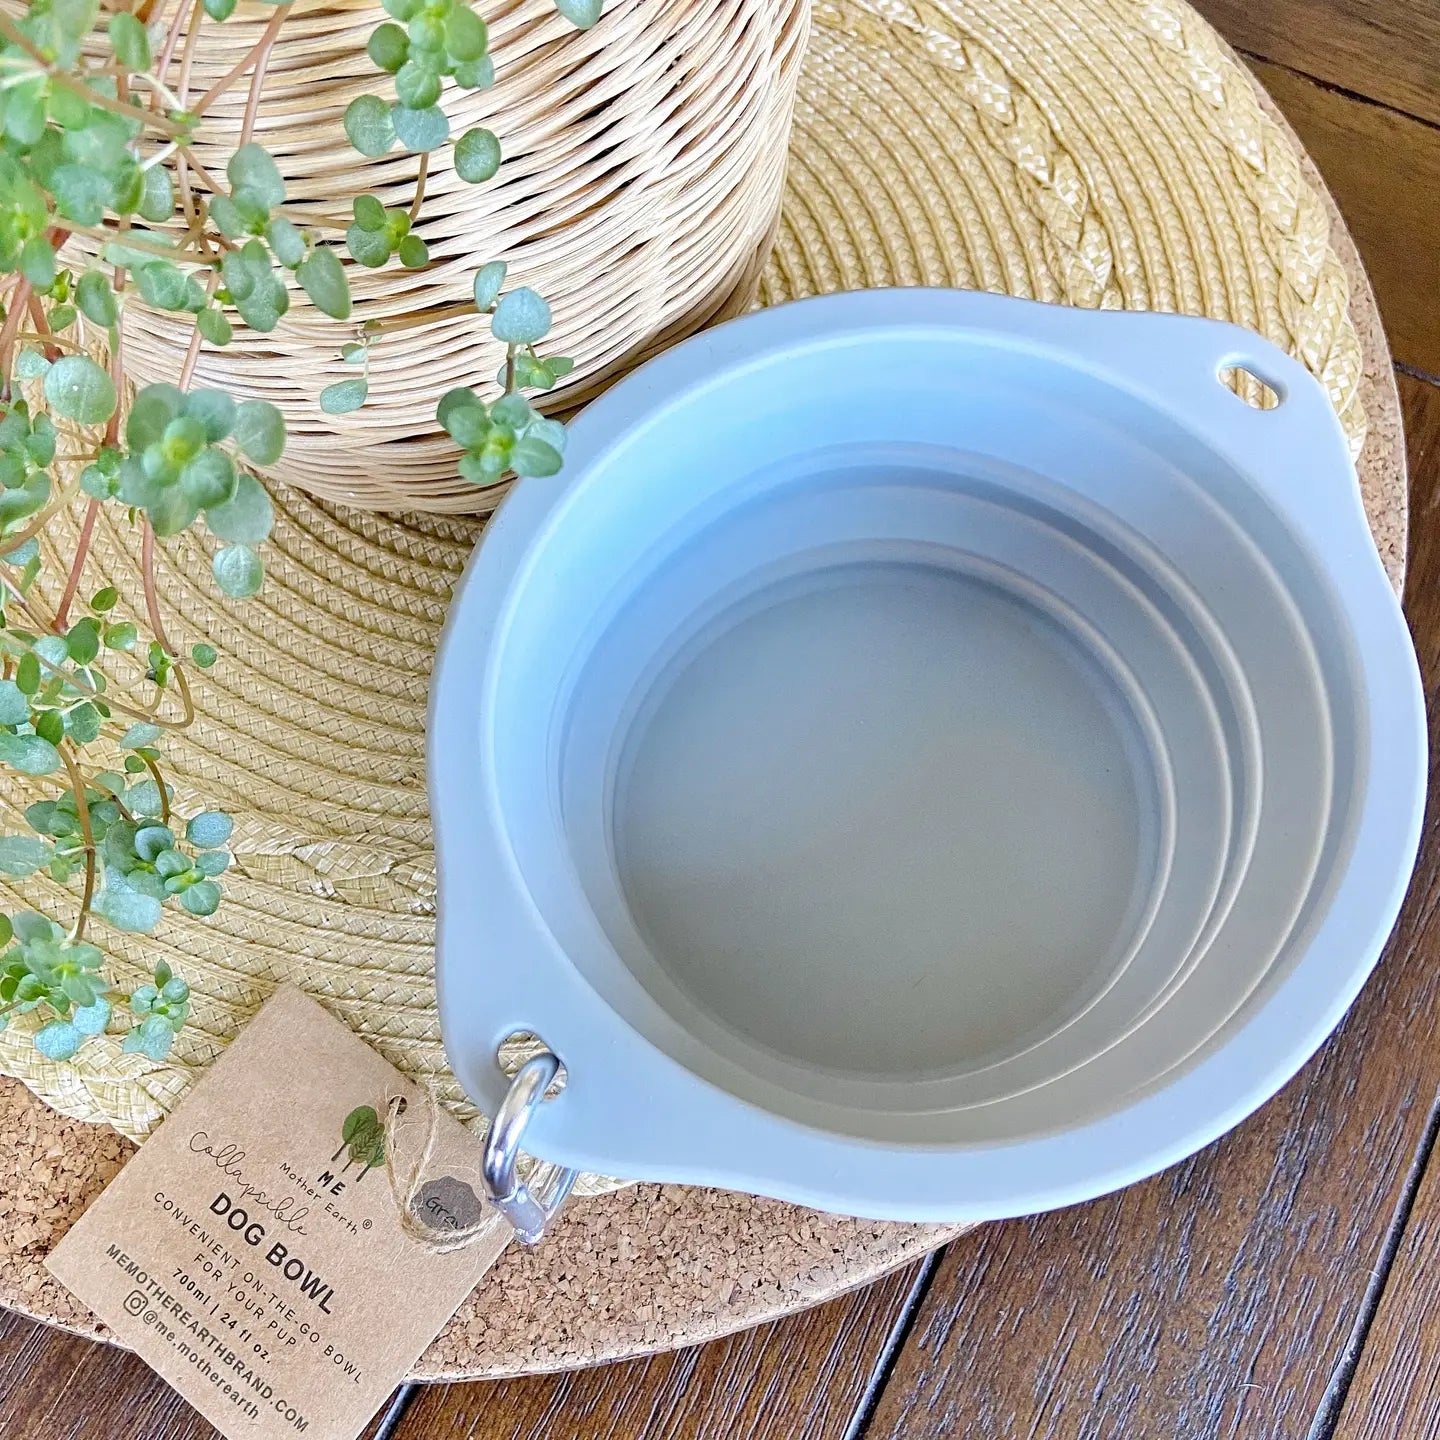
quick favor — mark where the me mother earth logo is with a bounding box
[45,986,509,1440]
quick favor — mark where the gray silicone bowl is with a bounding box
[430,289,1425,1223]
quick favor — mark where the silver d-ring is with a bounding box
[481,1052,578,1245]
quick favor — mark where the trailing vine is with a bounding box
[0,0,593,1061]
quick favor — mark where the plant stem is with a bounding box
[24,293,61,362]
[126,70,187,114]
[141,753,170,824]
[64,224,205,264]
[57,745,97,943]
[155,0,193,85]
[140,527,203,739]
[176,0,204,108]
[504,344,518,392]
[0,17,186,137]
[0,278,33,378]
[55,501,100,632]
[240,4,291,145]
[192,3,292,118]
[178,272,221,387]
[409,152,429,225]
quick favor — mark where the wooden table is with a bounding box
[6,2,1440,1435]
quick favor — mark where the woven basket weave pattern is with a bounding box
[85,0,812,512]
[0,0,1393,1204]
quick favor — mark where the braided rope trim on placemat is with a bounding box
[0,0,1380,1183]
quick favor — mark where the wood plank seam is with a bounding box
[371,1384,421,1440]
[1306,1076,1440,1440]
[1234,48,1440,135]
[1396,360,1440,390]
[845,1251,947,1440]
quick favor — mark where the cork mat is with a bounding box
[0,0,1408,1380]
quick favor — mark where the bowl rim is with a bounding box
[430,289,1426,1222]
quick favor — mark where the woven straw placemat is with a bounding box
[0,0,1407,1378]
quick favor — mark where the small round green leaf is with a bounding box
[76,271,118,328]
[320,377,368,415]
[353,195,387,232]
[345,223,392,268]
[206,472,274,543]
[471,260,506,310]
[0,835,51,876]
[368,20,409,70]
[44,356,117,426]
[554,0,603,25]
[442,403,489,448]
[186,811,234,848]
[203,0,237,19]
[128,385,186,450]
[453,56,494,89]
[136,262,191,312]
[180,879,222,916]
[20,236,56,291]
[191,643,218,668]
[208,193,246,239]
[397,234,428,269]
[232,400,285,466]
[34,1020,81,1062]
[227,142,285,210]
[14,654,39,697]
[98,880,164,934]
[65,618,101,666]
[296,247,351,319]
[233,275,289,334]
[65,700,102,742]
[509,431,559,478]
[0,732,61,775]
[444,4,487,60]
[408,12,443,50]
[266,216,306,269]
[213,545,264,598]
[392,103,448,153]
[183,388,236,443]
[180,448,236,507]
[71,998,111,1036]
[395,60,441,109]
[138,164,174,224]
[0,680,27,726]
[490,287,552,344]
[344,95,396,158]
[197,307,233,347]
[109,11,150,69]
[455,127,500,183]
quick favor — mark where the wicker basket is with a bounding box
[109,0,812,512]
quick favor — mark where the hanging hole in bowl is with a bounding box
[496,1030,568,1098]
[1218,363,1284,410]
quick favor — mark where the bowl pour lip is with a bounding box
[430,288,1426,1223]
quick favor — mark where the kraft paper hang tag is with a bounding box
[47,986,512,1440]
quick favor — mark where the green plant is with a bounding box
[0,0,594,1062]
[333,1102,385,1180]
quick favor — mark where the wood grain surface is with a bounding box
[1327,388,1440,1440]
[1246,61,1440,378]
[1195,0,1440,127]
[858,374,1440,1440]
[392,1261,931,1440]
[7,7,1440,1439]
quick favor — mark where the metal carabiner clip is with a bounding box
[481,1052,578,1245]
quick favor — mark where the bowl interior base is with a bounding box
[612,560,1154,1081]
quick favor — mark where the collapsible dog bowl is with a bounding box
[430,289,1424,1223]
